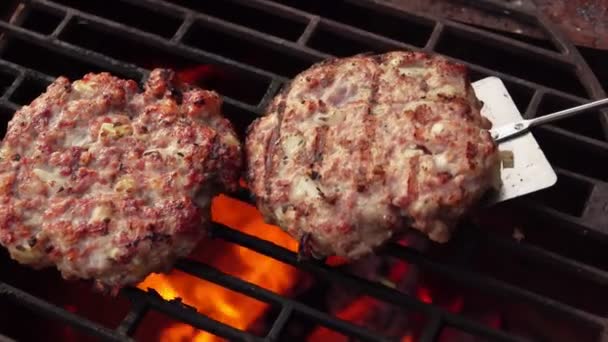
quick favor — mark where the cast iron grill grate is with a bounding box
[0,0,607,341]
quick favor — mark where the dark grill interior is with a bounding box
[0,0,607,341]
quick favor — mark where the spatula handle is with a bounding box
[528,98,608,128]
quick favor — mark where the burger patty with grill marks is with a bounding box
[0,69,241,292]
[246,51,500,259]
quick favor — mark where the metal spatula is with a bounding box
[469,77,607,205]
[490,98,608,143]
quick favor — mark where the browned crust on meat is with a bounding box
[0,69,242,291]
[246,51,499,258]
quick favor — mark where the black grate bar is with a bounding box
[123,287,263,342]
[573,60,608,100]
[359,0,604,99]
[0,73,21,102]
[0,60,64,110]
[352,0,572,67]
[316,18,419,52]
[535,87,592,109]
[83,0,323,73]
[0,60,20,79]
[308,15,579,104]
[14,0,603,120]
[134,0,313,25]
[49,10,70,38]
[23,0,604,106]
[30,0,597,105]
[115,300,148,337]
[131,0,308,42]
[541,125,608,155]
[265,304,292,341]
[211,224,528,342]
[384,244,605,328]
[516,198,608,241]
[257,79,283,113]
[524,89,545,119]
[0,281,131,342]
[120,0,185,20]
[223,96,261,117]
[27,0,289,83]
[439,20,570,64]
[149,0,325,60]
[424,22,444,52]
[0,99,19,112]
[228,0,314,23]
[450,56,571,100]
[519,166,602,223]
[225,0,312,23]
[556,167,606,190]
[175,259,389,342]
[419,315,442,342]
[170,13,193,43]
[212,226,434,314]
[0,57,54,85]
[345,0,436,27]
[297,15,319,46]
[0,20,145,80]
[0,37,261,118]
[304,12,575,102]
[483,229,608,286]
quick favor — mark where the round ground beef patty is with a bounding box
[246,51,499,259]
[0,69,241,291]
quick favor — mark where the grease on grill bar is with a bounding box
[0,0,607,341]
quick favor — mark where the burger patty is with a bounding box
[0,69,241,291]
[246,51,499,259]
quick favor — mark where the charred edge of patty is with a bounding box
[149,68,242,192]
[244,117,262,187]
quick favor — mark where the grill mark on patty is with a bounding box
[466,141,478,169]
[406,155,421,205]
[263,93,287,208]
[263,122,280,207]
[247,51,499,257]
[310,125,330,203]
[311,125,328,171]
[358,60,381,193]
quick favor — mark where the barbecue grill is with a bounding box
[0,0,607,341]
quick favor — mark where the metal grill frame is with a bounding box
[0,0,607,341]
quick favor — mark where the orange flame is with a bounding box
[138,195,299,341]
[308,258,417,341]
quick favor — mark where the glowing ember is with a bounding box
[138,195,299,341]
[134,66,300,341]
[325,256,350,267]
[307,296,381,342]
[417,287,433,304]
[401,334,415,342]
[176,65,223,85]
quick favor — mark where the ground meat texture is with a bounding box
[246,51,499,259]
[0,69,241,291]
